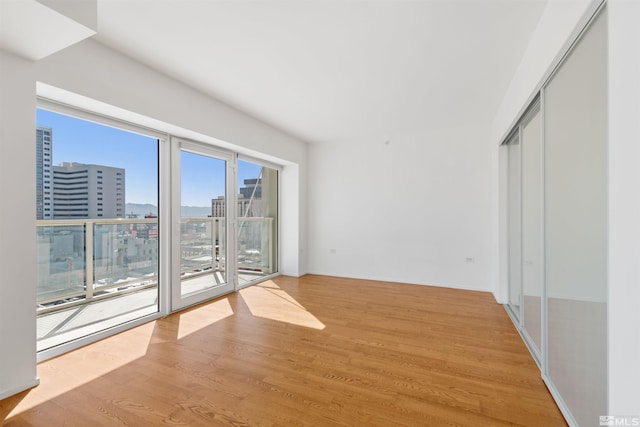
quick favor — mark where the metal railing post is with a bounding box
[85,221,94,300]
[268,218,273,274]
[218,217,225,271]
[210,216,216,273]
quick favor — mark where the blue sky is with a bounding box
[37,108,262,206]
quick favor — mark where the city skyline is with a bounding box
[36,126,53,220]
[37,108,265,207]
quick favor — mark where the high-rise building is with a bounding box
[239,178,262,199]
[53,162,125,219]
[211,178,264,218]
[36,126,53,220]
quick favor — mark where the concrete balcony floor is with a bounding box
[37,272,265,352]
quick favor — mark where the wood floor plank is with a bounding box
[2,275,566,426]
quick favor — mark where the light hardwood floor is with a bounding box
[1,275,566,426]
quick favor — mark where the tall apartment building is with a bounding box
[53,162,125,219]
[36,126,53,220]
[211,178,264,218]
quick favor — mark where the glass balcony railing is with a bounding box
[37,217,274,315]
[238,217,274,275]
[37,218,159,314]
[180,216,274,278]
[180,217,226,281]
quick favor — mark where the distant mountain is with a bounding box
[125,203,157,218]
[125,203,211,218]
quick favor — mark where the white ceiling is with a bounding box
[94,0,547,145]
[0,0,95,60]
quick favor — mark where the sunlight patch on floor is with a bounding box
[177,297,234,339]
[11,298,235,418]
[9,282,318,420]
[8,321,157,418]
[240,280,325,330]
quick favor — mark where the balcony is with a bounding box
[37,216,275,351]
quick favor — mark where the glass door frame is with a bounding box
[236,154,282,290]
[505,130,523,324]
[518,100,543,364]
[170,137,237,311]
[35,98,169,362]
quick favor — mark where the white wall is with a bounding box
[307,125,492,291]
[36,39,308,277]
[0,50,39,399]
[607,0,640,417]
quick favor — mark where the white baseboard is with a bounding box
[0,377,40,400]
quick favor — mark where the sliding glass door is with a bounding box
[544,8,607,425]
[521,104,542,357]
[171,144,281,307]
[34,107,282,358]
[504,102,543,361]
[35,107,160,353]
[506,132,521,321]
[237,159,279,288]
[172,140,234,310]
[502,6,607,425]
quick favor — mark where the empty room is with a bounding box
[0,0,638,426]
